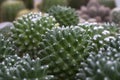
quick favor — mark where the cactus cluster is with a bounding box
[77,0,111,22]
[76,50,120,80]
[40,0,67,12]
[11,12,58,57]
[0,54,54,80]
[48,6,79,26]
[0,0,25,22]
[111,8,120,25]
[38,23,118,79]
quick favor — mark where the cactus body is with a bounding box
[48,6,79,26]
[76,51,120,80]
[11,12,57,57]
[38,23,118,79]
[40,0,67,12]
[1,0,25,22]
[0,54,54,80]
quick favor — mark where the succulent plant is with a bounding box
[0,54,54,80]
[38,23,118,79]
[0,34,14,61]
[76,50,120,80]
[111,8,120,25]
[11,12,58,57]
[0,0,25,22]
[78,0,111,22]
[40,0,67,12]
[22,0,34,9]
[48,6,79,26]
[67,0,89,9]
[98,0,116,9]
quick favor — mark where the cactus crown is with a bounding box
[11,12,58,56]
[0,54,54,80]
[48,5,79,26]
[38,23,118,79]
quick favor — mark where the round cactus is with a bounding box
[0,0,26,22]
[48,6,79,26]
[11,12,58,57]
[40,0,67,12]
[38,23,118,79]
[76,50,120,80]
[0,34,14,61]
[0,54,54,80]
[111,8,120,25]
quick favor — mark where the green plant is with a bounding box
[98,0,116,9]
[0,54,54,80]
[76,50,120,80]
[0,34,14,61]
[40,0,67,12]
[38,23,118,79]
[48,5,79,26]
[11,12,58,57]
[111,8,120,25]
[22,0,34,9]
[0,0,25,22]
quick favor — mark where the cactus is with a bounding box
[40,0,67,12]
[0,34,14,61]
[38,23,118,79]
[0,54,54,80]
[98,0,116,9]
[11,12,58,57]
[76,50,120,80]
[48,6,79,26]
[79,0,111,22]
[22,0,34,9]
[111,8,120,25]
[0,0,25,22]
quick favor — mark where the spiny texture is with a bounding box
[111,8,120,25]
[11,12,57,57]
[0,54,54,80]
[76,50,120,80]
[40,0,67,12]
[0,34,14,61]
[38,23,117,80]
[48,6,79,26]
[0,0,25,22]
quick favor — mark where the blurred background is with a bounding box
[0,0,120,25]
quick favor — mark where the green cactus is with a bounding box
[0,34,14,61]
[0,0,25,22]
[0,54,54,80]
[76,50,120,80]
[98,0,115,9]
[11,12,58,57]
[48,6,79,26]
[22,0,34,9]
[40,0,67,12]
[111,8,120,25]
[38,23,118,79]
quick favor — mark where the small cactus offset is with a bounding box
[11,12,58,57]
[0,0,25,22]
[0,34,14,61]
[111,8,120,25]
[0,54,54,80]
[76,51,120,80]
[40,0,67,12]
[38,23,118,79]
[48,6,79,26]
